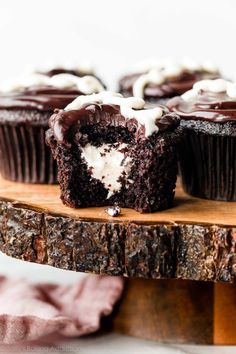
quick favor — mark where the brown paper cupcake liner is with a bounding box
[179,131,236,201]
[0,124,57,184]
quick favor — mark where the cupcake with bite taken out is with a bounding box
[0,72,105,183]
[167,79,236,201]
[119,58,221,105]
[46,91,181,213]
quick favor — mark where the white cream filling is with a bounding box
[65,91,163,137]
[81,143,132,198]
[182,79,236,101]
[0,73,104,94]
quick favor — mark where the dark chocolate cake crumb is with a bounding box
[106,205,121,217]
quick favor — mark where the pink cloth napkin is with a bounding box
[0,274,124,344]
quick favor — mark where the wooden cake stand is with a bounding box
[0,177,235,344]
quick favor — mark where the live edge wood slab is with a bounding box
[0,176,236,344]
[0,177,235,282]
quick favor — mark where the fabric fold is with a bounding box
[0,274,124,344]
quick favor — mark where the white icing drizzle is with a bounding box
[0,74,50,93]
[182,58,218,73]
[182,79,236,101]
[132,58,219,98]
[24,61,94,75]
[133,70,165,98]
[81,143,132,198]
[65,91,163,137]
[132,58,218,75]
[0,73,104,94]
[226,83,236,98]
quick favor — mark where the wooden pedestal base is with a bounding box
[112,278,236,344]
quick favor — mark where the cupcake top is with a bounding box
[34,61,94,77]
[0,73,105,111]
[167,79,236,123]
[119,58,220,101]
[49,91,179,143]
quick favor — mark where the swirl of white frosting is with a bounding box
[133,58,218,75]
[133,69,165,98]
[181,79,236,101]
[24,61,94,75]
[0,73,104,94]
[65,91,163,137]
[132,58,219,98]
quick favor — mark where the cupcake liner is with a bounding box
[179,130,236,201]
[0,124,57,184]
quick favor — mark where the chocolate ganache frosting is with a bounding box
[0,73,105,111]
[167,79,236,123]
[0,88,80,111]
[48,92,179,144]
[119,59,220,100]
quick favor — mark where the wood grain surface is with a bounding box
[0,177,235,226]
[112,278,236,344]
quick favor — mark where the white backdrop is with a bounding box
[0,2,236,352]
[0,0,235,87]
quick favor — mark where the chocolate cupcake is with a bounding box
[119,59,220,105]
[46,92,180,213]
[167,79,236,201]
[0,73,105,183]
